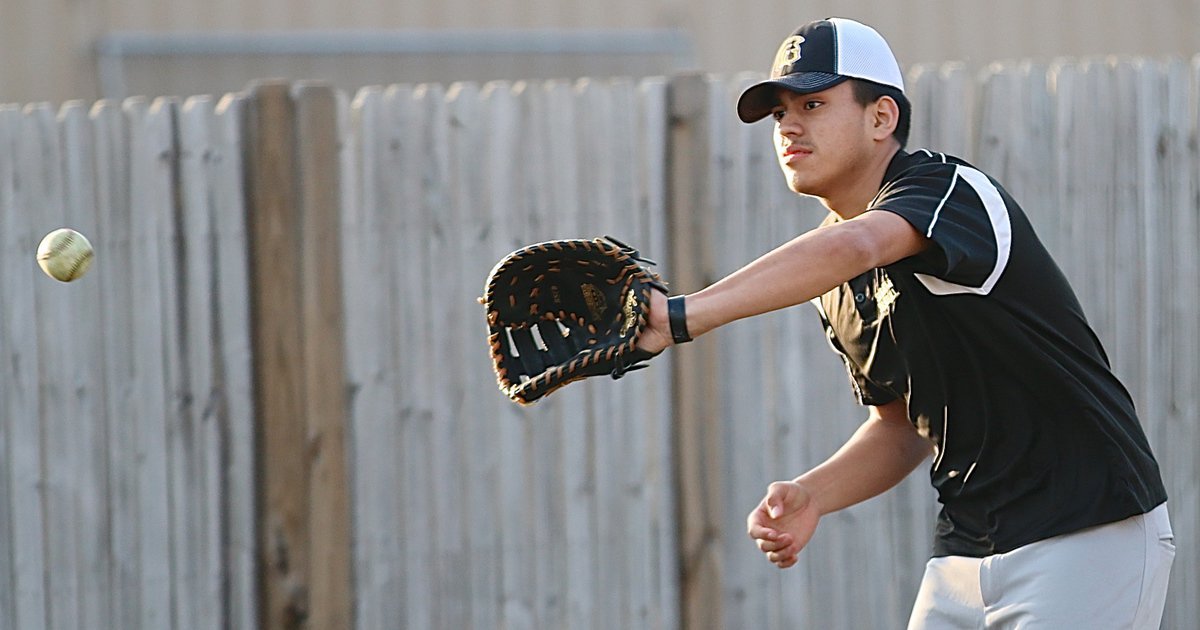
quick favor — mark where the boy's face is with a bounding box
[770,81,878,200]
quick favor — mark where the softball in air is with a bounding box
[36,228,95,282]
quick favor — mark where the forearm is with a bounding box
[796,413,932,516]
[684,217,888,338]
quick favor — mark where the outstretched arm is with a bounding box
[746,398,933,568]
[637,209,926,352]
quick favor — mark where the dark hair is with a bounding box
[850,79,911,148]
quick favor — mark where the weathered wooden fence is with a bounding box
[1,94,259,630]
[341,78,677,630]
[0,57,1197,630]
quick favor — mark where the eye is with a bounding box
[804,100,823,110]
[770,109,785,122]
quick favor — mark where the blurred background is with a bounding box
[4,0,1200,104]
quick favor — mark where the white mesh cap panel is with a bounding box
[830,17,905,92]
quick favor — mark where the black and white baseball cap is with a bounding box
[737,18,905,123]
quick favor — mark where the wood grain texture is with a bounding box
[244,80,354,630]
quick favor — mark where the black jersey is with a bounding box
[815,149,1167,558]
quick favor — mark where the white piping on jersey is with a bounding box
[914,165,1012,296]
[915,148,946,163]
[932,406,948,471]
[914,149,955,238]
[961,461,978,485]
[926,168,959,238]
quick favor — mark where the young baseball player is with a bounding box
[637,17,1173,629]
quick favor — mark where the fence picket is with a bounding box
[573,77,626,629]
[291,82,354,630]
[479,80,539,630]
[0,103,48,630]
[59,99,112,630]
[127,96,177,630]
[522,79,578,629]
[536,78,599,630]
[1158,57,1200,630]
[163,94,204,630]
[511,79,561,629]
[208,91,259,630]
[22,102,84,630]
[401,82,444,630]
[178,95,229,630]
[344,84,404,629]
[444,81,505,630]
[90,98,139,630]
[611,76,659,629]
[637,75,679,630]
[0,104,16,630]
[717,72,772,630]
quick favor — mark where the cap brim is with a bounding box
[736,73,848,123]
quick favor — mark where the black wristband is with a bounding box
[667,295,692,344]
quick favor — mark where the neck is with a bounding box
[822,143,901,219]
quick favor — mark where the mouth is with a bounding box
[780,145,812,164]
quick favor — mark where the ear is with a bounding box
[869,96,900,142]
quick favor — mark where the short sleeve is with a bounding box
[872,162,1012,294]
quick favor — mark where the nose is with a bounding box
[776,111,802,138]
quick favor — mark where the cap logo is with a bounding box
[773,35,805,76]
